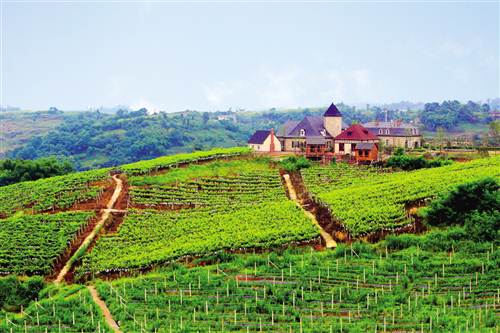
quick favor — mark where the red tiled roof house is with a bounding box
[334,124,379,162]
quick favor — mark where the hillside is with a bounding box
[0,148,498,332]
[4,101,496,170]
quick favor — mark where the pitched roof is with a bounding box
[278,120,300,137]
[335,124,379,141]
[324,103,342,117]
[248,130,271,144]
[363,121,420,136]
[306,136,327,145]
[355,142,375,150]
[289,116,330,137]
[363,121,417,129]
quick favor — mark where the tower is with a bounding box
[323,103,342,137]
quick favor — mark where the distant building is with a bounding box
[247,128,281,152]
[363,120,422,149]
[276,103,344,156]
[248,102,380,163]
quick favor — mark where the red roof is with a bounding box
[334,124,379,141]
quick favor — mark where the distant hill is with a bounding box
[4,100,496,169]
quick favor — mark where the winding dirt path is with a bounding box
[87,285,122,333]
[54,175,123,284]
[282,173,337,248]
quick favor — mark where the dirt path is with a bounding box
[54,175,123,284]
[282,174,337,249]
[87,285,122,333]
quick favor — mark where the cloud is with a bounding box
[200,65,377,110]
[130,98,160,113]
[203,82,236,106]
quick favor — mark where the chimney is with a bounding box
[269,128,275,153]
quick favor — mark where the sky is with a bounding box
[1,1,499,112]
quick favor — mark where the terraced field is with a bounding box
[0,211,95,275]
[94,240,499,332]
[79,159,320,275]
[302,157,500,236]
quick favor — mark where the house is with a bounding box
[363,120,422,149]
[334,124,379,162]
[276,103,344,157]
[247,102,380,163]
[247,128,281,152]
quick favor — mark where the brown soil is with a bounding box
[103,212,126,234]
[288,171,349,242]
[113,174,130,210]
[46,212,102,281]
[288,170,429,244]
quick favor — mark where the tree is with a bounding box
[435,127,446,152]
[203,112,210,125]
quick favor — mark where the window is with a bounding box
[320,129,326,136]
[339,143,344,151]
[385,129,390,135]
[405,140,408,148]
[385,139,389,145]
[300,129,306,137]
[378,129,383,134]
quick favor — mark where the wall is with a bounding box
[380,136,422,149]
[249,134,282,152]
[324,116,342,137]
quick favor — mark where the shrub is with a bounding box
[0,276,45,312]
[425,177,499,227]
[280,156,312,172]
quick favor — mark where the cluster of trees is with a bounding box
[421,100,492,130]
[0,157,73,186]
[424,178,499,242]
[8,110,253,170]
[0,276,45,312]
[385,148,452,170]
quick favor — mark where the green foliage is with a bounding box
[421,100,490,130]
[303,157,500,236]
[0,168,108,217]
[0,211,95,275]
[80,202,318,274]
[386,154,452,171]
[130,157,272,186]
[0,276,45,312]
[0,285,111,332]
[80,163,318,274]
[121,147,251,175]
[95,241,499,333]
[464,210,500,242]
[425,177,499,227]
[279,156,312,172]
[0,157,74,186]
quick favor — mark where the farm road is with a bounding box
[54,175,123,284]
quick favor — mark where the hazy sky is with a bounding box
[2,1,499,111]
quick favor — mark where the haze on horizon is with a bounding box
[2,1,499,112]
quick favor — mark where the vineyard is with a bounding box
[0,211,95,275]
[121,147,251,175]
[79,201,319,275]
[0,148,498,332]
[130,170,285,209]
[302,157,500,236]
[0,169,109,217]
[93,240,499,332]
[1,284,111,332]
